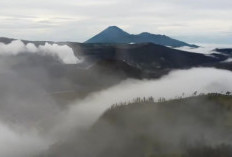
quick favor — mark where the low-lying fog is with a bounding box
[0,40,232,156]
[175,44,232,55]
[0,66,232,157]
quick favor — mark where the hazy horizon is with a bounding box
[0,0,231,44]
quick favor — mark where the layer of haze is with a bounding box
[0,65,232,156]
[63,68,232,132]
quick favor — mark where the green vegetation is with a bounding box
[47,93,232,157]
[92,93,232,157]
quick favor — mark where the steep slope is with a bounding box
[85,26,198,47]
[85,26,131,43]
[45,94,232,157]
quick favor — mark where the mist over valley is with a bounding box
[0,3,232,155]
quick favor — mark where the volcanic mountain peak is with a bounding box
[101,26,129,36]
[85,26,198,48]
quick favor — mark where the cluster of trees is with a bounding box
[111,96,155,108]
[193,91,231,96]
[106,92,232,115]
[99,92,232,157]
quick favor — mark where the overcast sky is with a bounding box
[0,0,231,44]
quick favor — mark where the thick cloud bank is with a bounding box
[0,67,232,157]
[0,40,79,64]
[62,68,232,132]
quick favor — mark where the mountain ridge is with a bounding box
[85,26,198,48]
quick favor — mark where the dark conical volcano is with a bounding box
[85,26,198,48]
[85,26,131,44]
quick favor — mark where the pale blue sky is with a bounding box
[0,0,231,44]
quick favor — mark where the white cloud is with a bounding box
[55,68,232,137]
[0,40,79,64]
[0,40,26,55]
[38,43,79,64]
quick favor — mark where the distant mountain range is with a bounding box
[76,43,222,70]
[0,36,231,77]
[85,26,198,48]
